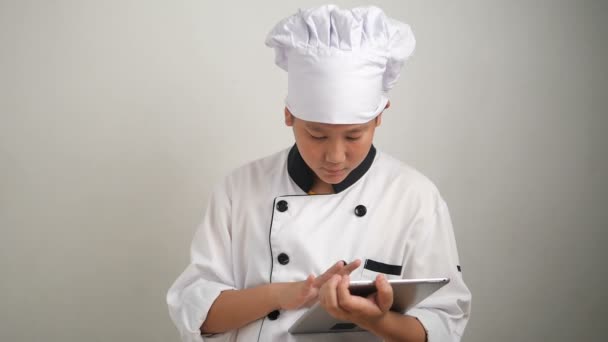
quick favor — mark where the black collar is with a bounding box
[287,144,376,194]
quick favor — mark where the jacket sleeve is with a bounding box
[166,179,237,342]
[403,191,472,342]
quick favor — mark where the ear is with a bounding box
[284,107,294,127]
[374,100,389,127]
[375,113,383,127]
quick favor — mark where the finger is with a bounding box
[302,274,315,293]
[336,274,354,312]
[339,259,362,276]
[314,261,345,287]
[302,275,320,306]
[375,274,393,312]
[319,274,342,313]
[305,274,315,287]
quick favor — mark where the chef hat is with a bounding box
[265,4,416,124]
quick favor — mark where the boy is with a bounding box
[167,4,471,342]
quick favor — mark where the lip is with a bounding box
[322,167,346,175]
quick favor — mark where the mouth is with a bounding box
[322,167,346,175]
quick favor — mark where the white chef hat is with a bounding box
[265,4,415,124]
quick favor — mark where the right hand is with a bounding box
[275,259,361,311]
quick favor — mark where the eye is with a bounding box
[346,136,362,141]
[310,134,327,140]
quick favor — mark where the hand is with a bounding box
[319,273,394,329]
[275,259,361,310]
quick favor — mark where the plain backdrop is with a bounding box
[0,0,606,341]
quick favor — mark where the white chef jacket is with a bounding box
[167,145,471,342]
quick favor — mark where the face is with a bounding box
[285,106,386,185]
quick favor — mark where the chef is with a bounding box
[167,4,471,342]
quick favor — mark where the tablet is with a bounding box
[288,278,449,334]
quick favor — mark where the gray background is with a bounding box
[1,0,606,341]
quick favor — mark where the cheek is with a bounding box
[295,137,323,164]
[303,142,323,161]
[347,140,373,163]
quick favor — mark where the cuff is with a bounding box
[182,282,235,334]
[407,308,455,342]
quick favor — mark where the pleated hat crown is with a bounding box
[265,4,416,124]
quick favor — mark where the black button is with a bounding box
[276,200,288,212]
[277,253,290,265]
[267,310,280,320]
[354,205,367,217]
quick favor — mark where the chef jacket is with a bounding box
[167,145,471,342]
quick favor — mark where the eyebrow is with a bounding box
[345,127,364,134]
[305,124,367,134]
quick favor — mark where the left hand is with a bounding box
[318,273,394,330]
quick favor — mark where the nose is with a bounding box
[325,140,346,164]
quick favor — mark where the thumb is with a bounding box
[375,275,393,312]
[304,274,316,289]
